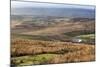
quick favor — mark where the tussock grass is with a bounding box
[11,39,95,66]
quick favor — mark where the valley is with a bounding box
[11,1,95,66]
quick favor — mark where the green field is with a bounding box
[12,54,55,66]
[77,34,95,40]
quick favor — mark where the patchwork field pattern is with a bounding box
[11,1,95,66]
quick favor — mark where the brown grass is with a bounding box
[11,39,95,66]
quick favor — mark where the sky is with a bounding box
[11,0,95,6]
[11,1,95,9]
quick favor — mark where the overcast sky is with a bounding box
[11,0,95,5]
[11,1,95,9]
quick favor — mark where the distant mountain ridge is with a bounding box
[11,7,95,18]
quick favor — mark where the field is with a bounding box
[11,16,95,66]
[11,15,95,66]
[77,34,95,39]
[11,39,95,66]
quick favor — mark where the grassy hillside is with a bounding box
[11,17,95,66]
[11,17,95,44]
[11,39,95,66]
